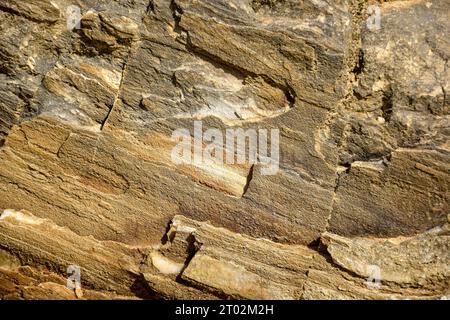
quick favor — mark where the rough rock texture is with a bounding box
[0,0,449,300]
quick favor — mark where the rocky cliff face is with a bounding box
[0,0,448,300]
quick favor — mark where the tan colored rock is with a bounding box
[0,0,449,300]
[0,209,143,294]
[0,0,60,23]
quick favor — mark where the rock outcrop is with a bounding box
[0,0,448,300]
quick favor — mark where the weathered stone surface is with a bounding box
[1,212,447,299]
[327,0,450,236]
[0,0,448,299]
[0,0,60,23]
[329,148,450,236]
[0,209,144,294]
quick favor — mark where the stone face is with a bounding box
[327,0,450,237]
[329,148,450,236]
[0,0,449,300]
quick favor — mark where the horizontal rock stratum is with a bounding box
[0,0,449,300]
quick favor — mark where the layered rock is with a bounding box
[0,0,448,299]
[1,211,448,299]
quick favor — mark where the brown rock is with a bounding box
[0,0,448,300]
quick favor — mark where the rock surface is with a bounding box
[0,0,448,299]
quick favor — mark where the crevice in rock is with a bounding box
[130,274,164,299]
[322,167,347,236]
[148,216,227,298]
[100,40,140,130]
[56,132,73,158]
[327,0,370,198]
[343,0,368,90]
[314,238,371,281]
[146,0,155,15]
[159,217,201,272]
[441,84,447,109]
[352,48,365,76]
[242,164,255,196]
[170,0,184,34]
[381,88,394,122]
[251,0,286,12]
[176,233,201,278]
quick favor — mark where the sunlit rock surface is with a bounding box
[0,0,448,299]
